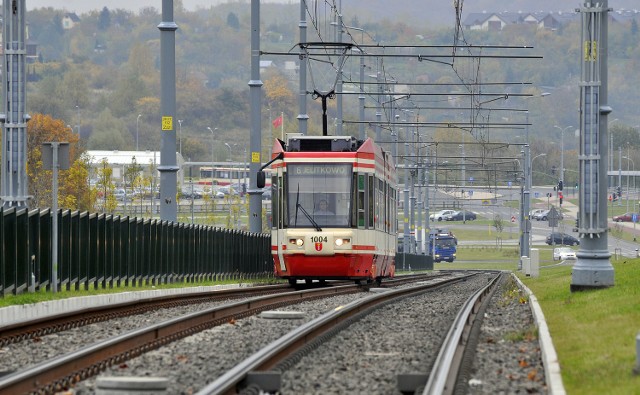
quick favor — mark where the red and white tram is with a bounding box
[259,134,398,285]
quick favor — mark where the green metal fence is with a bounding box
[0,207,272,297]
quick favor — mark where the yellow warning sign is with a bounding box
[252,152,260,163]
[583,40,597,61]
[162,116,173,131]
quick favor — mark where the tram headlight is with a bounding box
[334,238,350,247]
[289,238,304,247]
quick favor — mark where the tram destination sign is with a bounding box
[293,164,350,176]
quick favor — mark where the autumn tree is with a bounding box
[26,114,85,210]
[87,108,132,150]
[96,158,117,213]
[59,153,97,212]
[263,70,295,114]
[98,7,111,31]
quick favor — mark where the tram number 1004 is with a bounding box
[310,236,328,243]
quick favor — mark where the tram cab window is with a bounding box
[285,164,352,228]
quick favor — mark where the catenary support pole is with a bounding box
[297,1,309,135]
[572,0,615,290]
[158,0,178,221]
[248,0,264,233]
[1,0,29,209]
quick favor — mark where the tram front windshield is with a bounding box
[286,163,352,228]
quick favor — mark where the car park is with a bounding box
[553,247,577,260]
[612,212,637,222]
[445,210,477,221]
[429,209,456,222]
[546,232,580,246]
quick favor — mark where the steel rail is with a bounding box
[0,283,295,347]
[195,273,476,395]
[0,284,364,395]
[422,272,504,394]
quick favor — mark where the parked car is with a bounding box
[612,212,637,222]
[534,209,563,221]
[113,189,129,202]
[181,189,203,199]
[445,210,477,221]
[529,208,545,218]
[553,247,577,261]
[546,232,580,246]
[429,209,456,222]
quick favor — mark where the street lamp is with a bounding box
[177,119,183,157]
[521,92,550,266]
[207,127,217,183]
[76,105,80,135]
[554,125,573,189]
[623,154,634,212]
[136,114,142,151]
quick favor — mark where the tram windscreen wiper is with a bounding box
[294,184,322,231]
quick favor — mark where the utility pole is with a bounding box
[1,0,29,209]
[572,0,614,291]
[248,0,264,233]
[158,0,178,221]
[297,0,309,135]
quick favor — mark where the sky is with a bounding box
[27,0,290,14]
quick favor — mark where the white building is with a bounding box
[87,150,185,185]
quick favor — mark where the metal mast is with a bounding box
[572,0,614,290]
[297,0,309,135]
[248,0,264,233]
[1,0,29,209]
[158,0,179,221]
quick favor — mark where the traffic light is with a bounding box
[559,191,563,205]
[558,180,563,191]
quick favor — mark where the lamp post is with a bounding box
[554,125,573,190]
[136,114,142,151]
[623,153,634,212]
[609,118,619,188]
[177,119,183,157]
[521,92,550,266]
[76,105,80,136]
[207,127,217,184]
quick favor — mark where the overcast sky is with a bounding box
[27,0,290,14]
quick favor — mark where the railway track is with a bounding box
[0,273,450,394]
[197,271,501,395]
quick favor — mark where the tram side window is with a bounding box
[356,174,365,229]
[378,178,385,230]
[392,188,397,233]
[271,176,278,229]
[368,175,374,228]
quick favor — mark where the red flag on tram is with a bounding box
[272,115,283,128]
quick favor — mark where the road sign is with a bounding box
[548,207,560,227]
[511,215,516,223]
[633,213,638,223]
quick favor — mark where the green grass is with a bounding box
[519,260,640,395]
[451,227,519,242]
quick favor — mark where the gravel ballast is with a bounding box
[0,273,554,394]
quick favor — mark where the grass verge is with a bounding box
[519,260,640,394]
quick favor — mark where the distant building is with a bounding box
[462,10,581,31]
[62,13,81,30]
[87,150,185,186]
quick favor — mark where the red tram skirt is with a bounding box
[273,253,394,279]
